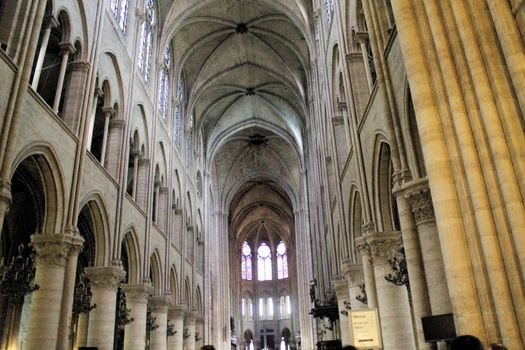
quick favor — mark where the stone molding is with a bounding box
[149,296,171,313]
[68,61,90,72]
[354,236,370,257]
[346,52,363,62]
[121,283,153,304]
[30,233,84,266]
[341,260,364,287]
[109,119,125,129]
[406,188,435,225]
[84,266,126,291]
[138,158,150,166]
[58,42,75,55]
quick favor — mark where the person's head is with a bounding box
[342,346,357,350]
[449,335,484,350]
[201,346,216,350]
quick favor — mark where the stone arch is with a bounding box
[149,249,163,296]
[373,137,399,232]
[349,184,363,254]
[403,82,426,179]
[184,276,191,305]
[77,192,112,267]
[11,144,66,235]
[120,228,142,284]
[169,265,179,304]
[195,286,203,316]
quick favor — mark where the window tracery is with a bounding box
[241,242,252,280]
[174,77,184,151]
[110,0,129,33]
[186,113,194,168]
[158,46,171,122]
[257,242,272,281]
[325,0,334,24]
[138,0,155,81]
[277,241,288,279]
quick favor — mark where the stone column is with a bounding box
[332,279,351,346]
[406,188,451,315]
[24,233,78,350]
[31,15,58,89]
[368,233,415,350]
[149,296,170,350]
[0,179,11,239]
[74,312,89,349]
[196,317,204,349]
[52,42,74,112]
[61,61,90,133]
[122,284,153,350]
[158,187,169,232]
[342,261,366,310]
[99,107,115,166]
[57,232,84,350]
[84,266,126,350]
[184,312,197,350]
[168,304,186,350]
[395,185,432,350]
[354,237,377,308]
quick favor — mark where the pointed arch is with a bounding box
[121,228,142,284]
[149,249,163,296]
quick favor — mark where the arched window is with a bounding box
[174,77,184,151]
[241,242,252,280]
[158,46,171,122]
[110,0,129,33]
[186,113,193,168]
[138,0,154,82]
[276,241,288,279]
[257,242,272,281]
[279,295,291,319]
[258,298,266,320]
[267,297,274,319]
[325,0,334,24]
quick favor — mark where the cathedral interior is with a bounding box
[0,0,524,349]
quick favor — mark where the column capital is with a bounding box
[159,186,169,194]
[331,279,349,299]
[405,187,435,225]
[366,232,402,266]
[138,158,150,166]
[101,106,116,118]
[168,304,187,320]
[84,266,125,291]
[354,236,370,257]
[341,260,364,287]
[121,283,153,304]
[345,52,362,62]
[30,233,84,266]
[184,311,198,324]
[43,14,59,29]
[149,296,171,313]
[68,61,90,72]
[58,42,75,55]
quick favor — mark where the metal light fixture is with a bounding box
[72,275,96,315]
[0,244,39,305]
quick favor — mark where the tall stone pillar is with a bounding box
[61,61,90,133]
[149,296,170,350]
[354,237,377,308]
[342,261,366,310]
[31,15,58,89]
[168,304,186,350]
[74,312,89,349]
[84,266,126,350]
[184,312,197,350]
[368,233,416,350]
[158,187,169,232]
[332,279,351,346]
[196,317,204,349]
[24,233,79,350]
[122,284,153,350]
[52,42,74,112]
[0,179,11,235]
[105,119,125,178]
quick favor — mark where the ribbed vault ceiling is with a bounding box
[165,0,311,241]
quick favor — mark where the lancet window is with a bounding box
[138,0,155,81]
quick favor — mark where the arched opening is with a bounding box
[377,142,400,232]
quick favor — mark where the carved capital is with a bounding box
[184,311,198,324]
[354,236,370,257]
[367,233,402,266]
[109,119,125,129]
[58,42,75,55]
[345,52,362,62]
[121,283,153,304]
[31,233,84,266]
[68,61,90,72]
[331,279,349,300]
[168,304,187,320]
[406,188,435,225]
[149,296,171,313]
[84,266,125,291]
[101,106,116,118]
[341,261,364,287]
[138,158,150,166]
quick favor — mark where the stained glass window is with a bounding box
[325,0,334,24]
[259,298,265,320]
[257,242,272,281]
[241,242,252,280]
[174,77,184,151]
[267,297,274,319]
[158,46,171,121]
[110,0,129,33]
[138,0,155,82]
[279,296,291,319]
[277,241,288,279]
[186,113,193,168]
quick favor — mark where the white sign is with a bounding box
[349,309,383,349]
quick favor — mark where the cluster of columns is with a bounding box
[332,183,450,350]
[12,233,201,350]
